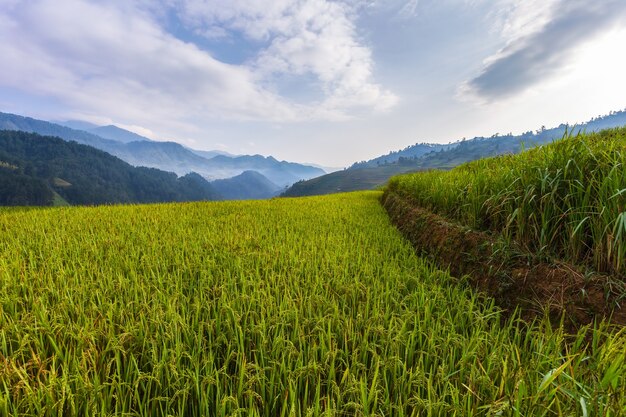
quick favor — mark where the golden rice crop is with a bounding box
[0,192,624,416]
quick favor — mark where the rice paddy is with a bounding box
[0,192,624,416]
[388,127,626,277]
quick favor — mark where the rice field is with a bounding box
[388,128,626,277]
[0,192,624,416]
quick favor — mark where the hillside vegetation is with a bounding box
[283,163,419,196]
[388,127,626,278]
[0,192,624,416]
[0,130,219,205]
[0,112,325,188]
[284,110,626,197]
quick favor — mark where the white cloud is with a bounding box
[174,0,397,114]
[0,0,395,130]
[460,0,626,100]
[0,0,305,126]
[495,0,559,40]
[398,0,419,18]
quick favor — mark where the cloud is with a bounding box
[0,0,395,129]
[173,0,397,113]
[463,0,626,100]
[0,0,306,126]
[398,0,419,18]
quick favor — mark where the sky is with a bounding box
[1,0,626,167]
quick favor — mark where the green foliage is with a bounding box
[285,109,626,198]
[282,164,417,197]
[0,192,624,415]
[0,168,53,206]
[0,130,220,205]
[0,112,325,190]
[388,127,626,276]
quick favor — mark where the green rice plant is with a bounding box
[388,127,626,277]
[0,192,624,415]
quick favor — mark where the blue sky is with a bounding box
[1,0,626,166]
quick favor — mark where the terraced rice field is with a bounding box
[388,128,626,277]
[0,192,624,416]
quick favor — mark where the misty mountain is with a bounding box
[203,154,324,187]
[57,120,101,131]
[1,113,122,150]
[0,130,219,206]
[88,125,154,143]
[58,120,154,144]
[188,148,236,159]
[0,112,326,187]
[284,109,626,197]
[211,170,282,200]
[100,141,323,187]
[110,140,214,173]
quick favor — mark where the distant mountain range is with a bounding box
[187,148,235,160]
[5,109,626,204]
[212,170,282,200]
[0,130,220,206]
[86,124,156,144]
[283,109,626,197]
[0,112,326,199]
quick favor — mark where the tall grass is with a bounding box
[388,128,626,276]
[0,192,624,415]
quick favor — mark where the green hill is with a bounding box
[0,112,326,190]
[0,130,219,205]
[282,162,420,197]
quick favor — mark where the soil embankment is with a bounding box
[382,191,626,329]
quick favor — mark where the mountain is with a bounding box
[189,148,236,159]
[0,112,326,187]
[283,109,626,197]
[87,125,153,143]
[110,140,214,174]
[0,130,219,206]
[100,142,324,187]
[211,170,282,200]
[409,111,626,170]
[282,162,421,197]
[350,143,452,169]
[0,112,122,150]
[57,120,101,131]
[202,154,324,187]
[0,167,55,206]
[59,120,155,144]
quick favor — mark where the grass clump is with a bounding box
[0,192,624,415]
[388,127,626,277]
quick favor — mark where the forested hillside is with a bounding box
[0,130,219,205]
[284,110,626,196]
[0,112,326,187]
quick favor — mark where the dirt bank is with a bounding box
[381,191,626,329]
